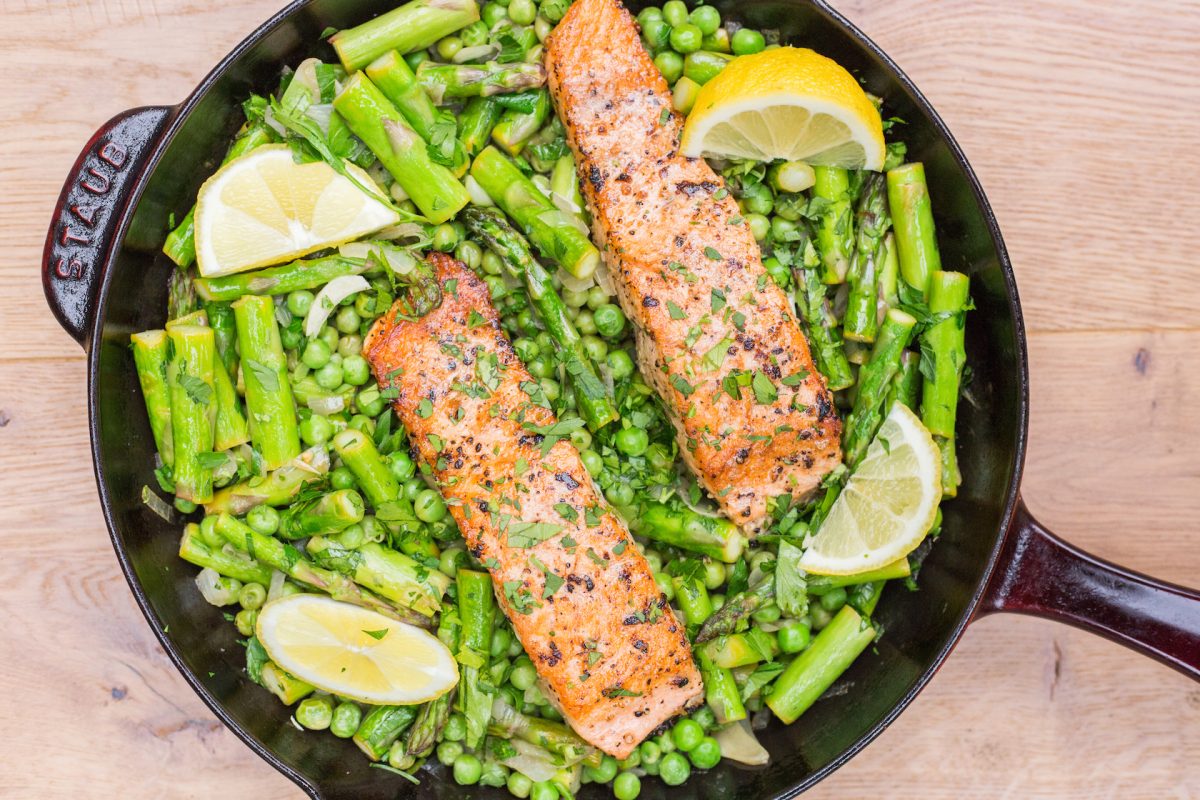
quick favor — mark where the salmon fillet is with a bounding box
[545,0,842,533]
[364,253,702,758]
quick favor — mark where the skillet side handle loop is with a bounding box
[43,106,173,349]
[980,497,1200,681]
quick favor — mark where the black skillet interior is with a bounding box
[90,0,1025,796]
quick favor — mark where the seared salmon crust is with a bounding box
[545,0,843,533]
[364,253,703,758]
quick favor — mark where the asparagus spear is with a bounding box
[204,446,329,515]
[794,265,855,392]
[811,166,855,284]
[673,575,714,627]
[886,350,921,412]
[877,232,899,320]
[277,489,365,539]
[807,559,911,594]
[366,51,469,176]
[416,61,547,102]
[695,578,774,643]
[131,330,174,467]
[307,537,451,617]
[843,174,892,343]
[921,271,970,496]
[457,569,496,750]
[211,357,249,452]
[215,514,427,625]
[459,97,503,157]
[842,308,917,467]
[550,155,584,215]
[195,256,369,303]
[406,606,461,756]
[697,649,747,724]
[334,72,470,225]
[330,428,401,508]
[462,207,618,430]
[261,661,316,705]
[232,295,301,470]
[469,147,600,280]
[163,125,276,267]
[329,0,480,71]
[633,501,745,563]
[765,604,877,724]
[178,523,273,585]
[167,325,217,503]
[887,163,942,297]
[353,703,419,760]
[204,302,238,376]
[489,697,599,765]
[491,88,550,155]
[700,629,779,669]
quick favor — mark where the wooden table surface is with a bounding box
[2,0,1197,796]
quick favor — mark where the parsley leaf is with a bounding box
[775,541,809,619]
[667,300,686,320]
[243,358,278,393]
[362,628,389,641]
[507,520,564,548]
[751,371,778,404]
[178,373,212,405]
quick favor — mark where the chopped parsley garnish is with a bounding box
[703,246,722,260]
[667,300,686,320]
[751,371,778,404]
[530,556,565,599]
[362,628,389,641]
[670,374,695,397]
[416,398,434,418]
[506,520,564,548]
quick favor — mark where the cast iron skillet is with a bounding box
[43,0,1200,797]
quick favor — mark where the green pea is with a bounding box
[562,286,589,308]
[810,604,833,630]
[452,753,483,785]
[527,357,552,379]
[432,223,460,252]
[314,362,342,390]
[672,718,704,751]
[777,620,812,653]
[691,706,717,730]
[510,659,538,690]
[436,35,462,60]
[654,572,675,601]
[565,429,590,453]
[540,377,561,403]
[570,308,593,335]
[581,334,608,361]
[539,0,569,23]
[606,482,635,507]
[752,603,781,624]
[403,477,426,502]
[689,5,721,34]
[333,523,367,549]
[636,6,663,27]
[436,741,463,767]
[580,449,604,477]
[455,240,483,270]
[509,0,536,23]
[741,181,774,215]
[246,504,280,535]
[355,386,385,416]
[287,290,314,316]
[461,19,489,47]
[341,354,370,387]
[388,741,416,770]
[745,212,771,241]
[703,559,726,590]
[336,305,361,334]
[238,581,267,611]
[490,627,512,658]
[534,331,554,352]
[436,546,463,579]
[338,334,364,359]
[299,414,332,446]
[750,550,776,571]
[641,17,671,52]
[662,0,688,26]
[607,349,635,380]
[640,740,662,766]
[513,337,540,362]
[618,748,641,770]
[280,325,302,350]
[318,325,339,350]
[763,256,791,289]
[659,751,691,785]
[234,608,257,637]
[327,465,358,493]
[404,50,429,70]
[516,308,538,335]
[593,303,626,339]
[688,736,721,769]
[613,770,641,800]
[414,489,447,522]
[669,22,703,53]
[530,781,558,800]
[731,27,766,55]
[702,27,731,53]
[615,427,649,457]
[329,701,361,738]
[302,338,331,369]
[645,442,674,473]
[507,771,534,798]
[584,285,608,310]
[819,586,848,612]
[771,216,799,242]
[295,696,332,730]
[480,759,509,787]
[655,50,684,84]
[585,754,618,784]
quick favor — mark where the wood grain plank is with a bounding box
[1,0,1198,797]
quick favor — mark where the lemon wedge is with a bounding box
[680,47,886,170]
[255,594,458,705]
[798,403,941,575]
[194,145,399,278]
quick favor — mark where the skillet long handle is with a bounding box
[43,106,174,349]
[979,497,1200,680]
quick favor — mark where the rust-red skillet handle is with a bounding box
[979,497,1200,680]
[43,106,173,349]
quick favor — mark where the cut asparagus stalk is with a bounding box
[307,537,451,617]
[195,256,369,302]
[697,649,747,724]
[204,446,329,516]
[469,146,600,279]
[204,302,239,376]
[843,173,892,343]
[131,330,174,467]
[921,270,970,497]
[366,50,469,176]
[232,295,301,470]
[887,162,942,298]
[334,72,470,225]
[416,61,547,101]
[261,661,316,705]
[166,324,217,503]
[457,569,495,750]
[886,349,921,413]
[491,88,550,155]
[330,0,480,72]
[459,97,502,157]
[842,308,917,467]
[354,703,419,760]
[794,266,855,392]
[462,207,617,429]
[633,501,746,563]
[277,489,366,539]
[178,523,273,585]
[812,166,854,284]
